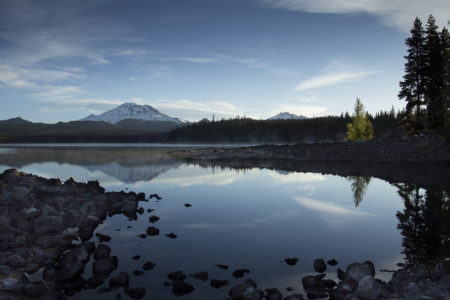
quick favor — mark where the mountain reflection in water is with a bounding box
[0,146,448,299]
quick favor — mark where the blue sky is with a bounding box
[0,0,449,123]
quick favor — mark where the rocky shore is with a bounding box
[174,133,450,163]
[0,169,448,299]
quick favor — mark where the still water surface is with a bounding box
[0,146,441,299]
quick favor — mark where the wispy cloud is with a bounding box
[259,0,450,32]
[294,196,375,217]
[154,99,241,117]
[294,70,380,91]
[238,58,299,77]
[177,57,218,64]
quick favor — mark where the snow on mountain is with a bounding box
[80,103,183,124]
[267,112,307,120]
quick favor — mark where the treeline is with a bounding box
[165,111,399,144]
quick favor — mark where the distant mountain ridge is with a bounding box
[80,103,184,124]
[267,112,307,120]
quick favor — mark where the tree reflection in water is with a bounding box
[395,183,450,265]
[347,175,371,207]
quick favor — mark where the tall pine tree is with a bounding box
[398,17,426,133]
[439,27,450,135]
[424,15,445,130]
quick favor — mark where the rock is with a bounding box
[34,215,61,235]
[337,268,358,290]
[165,233,177,239]
[305,289,328,299]
[24,207,40,219]
[232,268,251,278]
[324,279,337,289]
[95,233,111,242]
[136,207,144,215]
[93,256,118,279]
[286,287,294,291]
[109,271,129,288]
[146,226,159,236]
[142,261,156,270]
[149,216,160,223]
[184,203,192,207]
[229,279,264,300]
[125,287,146,299]
[7,254,26,269]
[54,243,95,282]
[284,294,304,300]
[284,257,299,266]
[94,244,111,260]
[171,280,194,296]
[301,274,326,291]
[192,271,208,281]
[133,270,144,276]
[265,288,282,300]
[132,255,140,260]
[147,208,154,213]
[216,264,229,270]
[168,270,186,282]
[24,281,49,297]
[137,234,147,239]
[327,258,338,266]
[355,275,382,299]
[211,279,229,288]
[346,261,375,282]
[87,277,104,289]
[0,265,10,276]
[313,259,327,273]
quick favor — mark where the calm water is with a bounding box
[0,146,446,299]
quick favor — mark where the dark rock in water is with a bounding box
[132,255,140,260]
[184,203,192,207]
[61,276,86,296]
[149,194,162,200]
[137,234,147,239]
[168,270,186,282]
[284,257,299,266]
[136,207,144,215]
[54,242,95,282]
[146,226,159,236]
[305,289,328,299]
[346,261,375,282]
[355,275,382,299]
[327,258,338,266]
[191,271,208,281]
[284,294,304,300]
[95,233,111,242]
[149,216,160,223]
[229,279,264,300]
[265,288,282,300]
[133,270,145,276]
[94,244,111,260]
[324,279,337,289]
[93,256,118,279]
[313,259,327,273]
[286,287,294,292]
[171,280,194,296]
[25,281,49,297]
[216,264,229,270]
[165,233,177,239]
[147,208,155,213]
[211,279,229,289]
[87,277,104,289]
[337,268,358,290]
[142,261,156,270]
[302,274,328,298]
[125,287,146,299]
[232,268,251,278]
[109,271,129,288]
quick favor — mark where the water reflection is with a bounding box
[347,176,371,207]
[395,183,450,266]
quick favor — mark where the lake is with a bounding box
[0,145,447,299]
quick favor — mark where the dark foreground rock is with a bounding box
[0,169,145,299]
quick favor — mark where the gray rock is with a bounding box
[87,277,104,289]
[146,226,159,236]
[171,280,194,296]
[168,270,186,281]
[34,215,61,235]
[229,279,264,300]
[24,207,40,219]
[8,254,26,269]
[109,271,129,288]
[265,288,282,300]
[93,256,118,279]
[346,261,375,282]
[94,244,111,260]
[355,275,382,299]
[211,279,229,289]
[125,287,146,299]
[142,261,156,270]
[192,271,208,281]
[314,259,327,273]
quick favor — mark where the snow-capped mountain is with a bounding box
[80,103,183,124]
[267,112,307,120]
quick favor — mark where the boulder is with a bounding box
[171,280,194,296]
[109,271,129,288]
[94,244,111,260]
[211,279,229,289]
[191,271,208,281]
[125,287,146,299]
[229,279,264,300]
[34,215,61,235]
[93,256,118,279]
[313,259,327,273]
[265,288,282,300]
[346,261,375,282]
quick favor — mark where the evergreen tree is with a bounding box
[424,15,445,130]
[345,98,374,141]
[439,27,450,137]
[398,17,426,133]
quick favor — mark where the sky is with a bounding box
[0,0,449,123]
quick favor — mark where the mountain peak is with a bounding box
[267,112,307,120]
[80,103,182,124]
